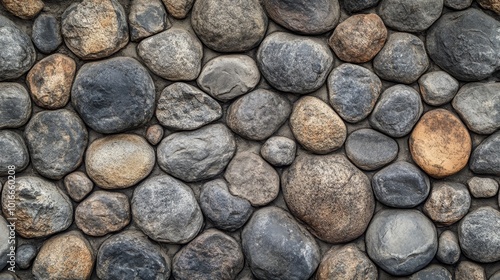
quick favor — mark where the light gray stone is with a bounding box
[459,207,500,262]
[437,230,460,265]
[418,71,459,106]
[260,136,296,167]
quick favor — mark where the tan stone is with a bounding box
[162,0,194,19]
[316,244,377,280]
[410,109,471,178]
[423,182,471,226]
[146,124,164,146]
[477,0,500,14]
[455,261,486,280]
[1,0,43,19]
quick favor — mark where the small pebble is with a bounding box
[16,244,37,270]
[0,83,31,129]
[129,0,170,42]
[423,182,471,226]
[467,177,499,198]
[477,0,500,14]
[455,261,487,280]
[418,71,459,106]
[32,13,62,53]
[145,124,164,145]
[64,171,93,202]
[346,128,398,171]
[260,136,296,167]
[437,230,460,265]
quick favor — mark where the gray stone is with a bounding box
[346,128,398,171]
[444,0,473,9]
[409,265,452,280]
[137,28,202,81]
[129,0,170,41]
[32,13,62,53]
[378,0,443,32]
[373,32,429,84]
[468,177,499,198]
[162,0,194,19]
[0,83,31,129]
[132,175,203,243]
[491,270,500,280]
[341,0,380,13]
[257,32,334,94]
[146,124,164,146]
[418,71,459,106]
[316,244,378,280]
[242,207,320,280]
[369,85,423,138]
[260,136,296,166]
[226,89,291,141]
[63,171,94,202]
[16,244,37,270]
[327,63,382,123]
[71,57,155,134]
[366,209,437,276]
[0,130,29,176]
[459,206,500,262]
[0,272,18,280]
[455,261,487,280]
[423,182,471,226]
[157,124,236,182]
[25,109,88,180]
[0,216,9,271]
[437,230,460,265]
[470,131,500,176]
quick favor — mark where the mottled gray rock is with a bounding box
[16,244,37,270]
[378,0,443,32]
[341,0,380,13]
[0,272,18,280]
[64,171,94,202]
[146,124,164,146]
[129,0,169,41]
[470,131,500,176]
[162,0,194,19]
[346,128,398,171]
[459,207,500,262]
[0,83,31,129]
[0,216,9,271]
[491,270,500,280]
[242,207,320,280]
[409,265,452,280]
[257,32,334,94]
[455,261,487,280]
[32,13,62,53]
[0,131,29,176]
[444,0,473,9]
[418,71,459,106]
[437,230,460,265]
[423,182,471,226]
[316,244,378,280]
[468,177,499,198]
[260,136,296,166]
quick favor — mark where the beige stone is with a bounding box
[316,244,377,280]
[1,0,43,19]
[423,182,471,226]
[455,261,486,280]
[477,0,500,14]
[162,0,194,19]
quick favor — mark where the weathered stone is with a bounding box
[32,13,62,53]
[0,272,18,280]
[470,131,500,176]
[468,177,499,198]
[0,216,9,271]
[0,83,31,129]
[64,171,93,202]
[316,244,377,280]
[423,182,471,226]
[409,265,452,280]
[455,261,487,280]
[0,130,29,176]
[162,0,194,19]
[260,136,296,167]
[378,0,443,32]
[459,207,500,262]
[437,230,461,265]
[1,0,43,19]
[16,244,37,270]
[418,71,459,106]
[477,0,500,14]
[129,0,169,42]
[146,124,164,146]
[346,129,398,171]
[341,0,380,13]
[444,0,472,9]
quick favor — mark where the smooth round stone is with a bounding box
[16,244,37,270]
[366,209,437,276]
[409,265,452,280]
[32,13,62,53]
[437,230,461,265]
[129,0,170,42]
[86,134,155,189]
[199,179,253,231]
[328,64,382,123]
[157,124,236,182]
[426,9,500,81]
[146,124,164,146]
[71,57,155,134]
[341,0,380,12]
[316,245,377,280]
[329,14,387,63]
[162,0,194,19]
[61,0,129,59]
[156,83,221,130]
[260,136,296,167]
[75,191,130,236]
[282,153,374,243]
[452,83,500,134]
[262,0,340,34]
[478,0,500,14]
[97,230,171,280]
[0,216,9,271]
[423,182,471,226]
[455,261,486,280]
[173,229,244,280]
[191,0,267,52]
[468,177,499,198]
[137,28,202,81]
[33,231,93,280]
[25,109,88,180]
[418,71,459,106]
[0,83,31,129]
[346,129,398,171]
[290,96,346,154]
[470,131,500,176]
[242,207,321,280]
[1,0,43,19]
[26,54,76,109]
[369,85,423,138]
[378,0,443,32]
[64,171,93,202]
[132,175,203,243]
[0,130,29,176]
[227,89,291,141]
[410,109,472,178]
[459,207,500,262]
[197,55,260,102]
[444,0,473,9]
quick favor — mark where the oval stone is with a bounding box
[459,207,500,263]
[316,245,378,280]
[470,131,500,176]
[32,13,62,53]
[418,71,459,106]
[0,130,29,176]
[1,0,43,19]
[437,230,461,265]
[0,83,31,129]
[0,216,9,271]
[346,128,398,171]
[423,182,471,226]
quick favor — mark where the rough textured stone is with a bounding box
[341,0,380,12]
[16,244,37,270]
[282,153,374,243]
[418,71,459,106]
[468,177,499,198]
[409,265,452,280]
[0,83,31,129]
[137,28,202,81]
[32,13,62,53]
[157,124,236,182]
[444,0,472,9]
[423,182,471,226]
[346,129,398,171]
[257,32,334,94]
[26,54,76,109]
[459,207,500,262]
[173,229,244,280]
[191,0,267,52]
[455,261,487,280]
[316,244,377,280]
[477,0,500,14]
[366,209,437,276]
[242,207,320,280]
[327,64,382,123]
[197,55,260,102]
[146,124,164,146]
[410,109,471,178]
[470,131,500,176]
[260,136,296,167]
[0,216,9,271]
[437,230,460,265]
[132,175,203,243]
[71,57,155,134]
[129,0,169,42]
[0,130,29,176]
[1,0,43,19]
[378,0,443,32]
[162,0,194,19]
[25,109,88,180]
[64,171,93,202]
[86,134,155,190]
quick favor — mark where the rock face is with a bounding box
[260,136,297,166]
[459,207,500,262]
[418,71,459,106]
[71,57,155,134]
[423,182,471,226]
[378,0,443,32]
[1,0,43,19]
[191,0,267,52]
[0,130,29,176]
[61,0,129,59]
[468,177,498,198]
[0,83,31,129]
[282,153,374,243]
[64,171,93,202]
[0,216,9,271]
[257,32,334,94]
[316,245,378,280]
[129,0,169,41]
[162,0,194,19]
[242,207,320,280]
[470,131,500,176]
[437,230,461,265]
[410,109,472,178]
[345,129,398,171]
[32,13,62,53]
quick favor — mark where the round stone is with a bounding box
[0,130,29,176]
[257,32,334,94]
[129,0,169,42]
[71,57,155,134]
[378,0,443,32]
[162,0,194,19]
[366,209,437,276]
[32,13,62,53]
[282,153,374,243]
[0,0,43,19]
[418,71,459,106]
[226,89,291,141]
[477,0,500,14]
[369,85,423,138]
[61,0,129,59]
[0,216,9,271]
[467,177,499,198]
[316,245,377,280]
[191,0,267,52]
[455,261,486,280]
[329,14,387,63]
[409,265,452,280]
[459,207,500,262]
[470,131,500,176]
[260,136,296,167]
[242,207,321,280]
[173,229,244,280]
[437,230,461,265]
[410,109,472,178]
[444,0,472,9]
[290,96,346,154]
[146,124,164,146]
[423,182,471,226]
[346,129,398,171]
[16,244,37,270]
[137,28,203,81]
[85,134,155,190]
[327,63,382,123]
[0,83,31,129]
[132,175,203,243]
[64,171,93,202]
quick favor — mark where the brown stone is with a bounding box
[316,244,378,280]
[477,0,500,14]
[26,54,76,109]
[146,124,164,145]
[64,171,94,202]
[455,261,487,280]
[1,0,43,19]
[329,14,387,63]
[410,109,471,178]
[290,96,346,154]
[162,0,194,19]
[423,182,471,226]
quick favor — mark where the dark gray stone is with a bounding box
[0,83,31,129]
[257,32,334,94]
[470,131,500,176]
[0,216,9,271]
[242,207,320,280]
[345,128,398,171]
[444,0,473,9]
[71,57,155,134]
[378,0,443,32]
[468,177,499,198]
[63,171,93,202]
[341,0,380,12]
[0,130,29,176]
[260,136,296,166]
[409,265,452,280]
[129,0,170,41]
[32,13,62,53]
[459,206,500,262]
[423,182,471,226]
[437,230,460,265]
[418,71,459,106]
[17,244,37,270]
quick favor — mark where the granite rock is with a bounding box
[0,216,9,271]
[477,0,500,14]
[146,124,164,146]
[64,171,93,202]
[444,0,473,9]
[459,207,500,262]
[341,0,380,13]
[316,244,378,280]
[32,13,62,53]
[455,261,487,280]
[409,265,452,280]
[260,136,296,167]
[0,0,43,19]
[423,182,471,226]
[129,0,169,42]
[467,177,499,198]
[162,0,194,19]
[16,244,37,270]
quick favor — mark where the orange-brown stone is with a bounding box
[477,0,500,14]
[1,0,43,19]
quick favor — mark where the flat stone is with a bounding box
[477,0,500,14]
[409,265,452,280]
[378,0,443,32]
[423,182,471,226]
[282,153,374,243]
[346,129,398,171]
[146,124,164,146]
[129,0,169,41]
[470,131,500,176]
[0,130,29,176]
[468,177,499,198]
[260,136,296,167]
[316,244,377,280]
[0,0,43,19]
[162,0,194,19]
[32,13,62,53]
[257,32,334,94]
[64,171,93,202]
[16,244,37,270]
[0,83,31,129]
[410,109,471,178]
[418,71,459,106]
[0,216,9,271]
[459,207,500,262]
[341,0,380,13]
[437,230,461,265]
[455,261,487,280]
[444,0,473,9]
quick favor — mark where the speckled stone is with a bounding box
[455,261,487,280]
[316,244,377,280]
[64,171,93,202]
[459,207,500,262]
[437,230,460,265]
[470,131,500,176]
[0,130,29,176]
[0,83,31,129]
[129,0,170,41]
[146,124,164,146]
[346,129,398,171]
[260,136,296,167]
[467,177,499,198]
[423,182,471,226]
[32,13,62,53]
[1,0,43,19]
[378,0,443,32]
[418,71,459,106]
[162,0,194,19]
